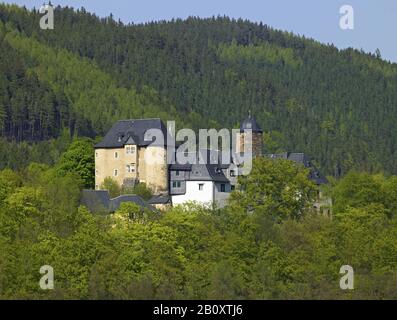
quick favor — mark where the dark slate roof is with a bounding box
[268,152,311,167]
[80,190,110,213]
[109,195,156,212]
[240,116,263,133]
[266,152,328,185]
[148,194,171,205]
[309,170,328,185]
[95,118,168,149]
[81,190,156,212]
[169,149,231,183]
[179,163,229,183]
[169,164,192,171]
[170,149,232,167]
[206,164,230,183]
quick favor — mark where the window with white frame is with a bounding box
[198,183,204,191]
[114,169,118,177]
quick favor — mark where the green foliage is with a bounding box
[0,160,397,299]
[0,130,72,170]
[263,131,287,154]
[123,182,153,201]
[331,171,397,216]
[56,138,95,189]
[230,157,317,220]
[100,177,121,198]
[0,168,21,204]
[217,40,302,68]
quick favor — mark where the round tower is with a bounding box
[238,114,263,158]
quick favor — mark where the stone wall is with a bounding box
[95,145,138,189]
[95,145,168,195]
[237,132,263,158]
[140,146,168,194]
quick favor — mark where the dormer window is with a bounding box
[126,146,136,154]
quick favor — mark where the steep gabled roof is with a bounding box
[95,118,168,149]
[206,164,230,182]
[186,163,229,182]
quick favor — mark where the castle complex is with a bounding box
[92,116,326,210]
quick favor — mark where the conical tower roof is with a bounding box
[240,114,263,133]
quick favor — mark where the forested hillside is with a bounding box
[2,144,397,299]
[2,4,397,300]
[1,4,397,175]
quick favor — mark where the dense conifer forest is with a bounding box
[1,4,397,175]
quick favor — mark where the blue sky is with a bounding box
[3,0,397,62]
